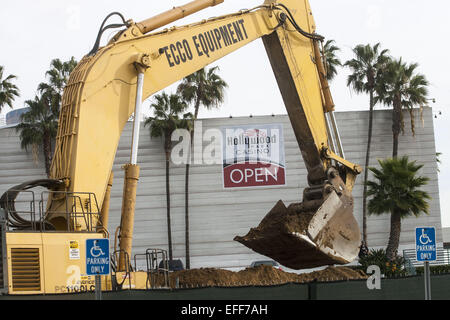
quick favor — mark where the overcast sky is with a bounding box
[1,1,449,226]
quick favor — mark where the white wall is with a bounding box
[443,227,450,245]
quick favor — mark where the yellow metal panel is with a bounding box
[6,232,42,246]
[133,271,149,289]
[6,232,105,294]
[41,233,103,294]
[114,271,151,290]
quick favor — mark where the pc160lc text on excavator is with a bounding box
[0,0,362,295]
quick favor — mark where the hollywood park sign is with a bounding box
[222,124,286,188]
[169,121,286,188]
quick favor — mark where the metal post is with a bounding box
[118,165,140,271]
[130,72,144,165]
[136,0,225,35]
[424,261,431,300]
[324,113,338,154]
[328,111,345,159]
[95,274,102,300]
[118,65,144,271]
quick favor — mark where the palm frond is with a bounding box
[0,65,20,112]
[176,66,227,119]
[367,156,431,219]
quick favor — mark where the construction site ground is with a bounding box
[154,265,368,288]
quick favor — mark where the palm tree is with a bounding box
[144,92,192,261]
[0,66,20,113]
[16,94,58,176]
[366,156,431,261]
[16,57,77,177]
[177,66,228,119]
[376,58,429,157]
[38,57,78,111]
[344,43,390,254]
[321,40,342,81]
[176,66,228,269]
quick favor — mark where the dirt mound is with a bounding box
[158,265,367,288]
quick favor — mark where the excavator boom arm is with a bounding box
[50,2,326,215]
[51,7,280,208]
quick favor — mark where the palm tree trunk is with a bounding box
[386,210,401,261]
[194,100,201,120]
[184,161,190,269]
[184,130,194,270]
[392,132,399,158]
[387,99,403,261]
[165,148,173,261]
[392,98,402,158]
[43,133,52,178]
[361,90,374,254]
[185,102,200,269]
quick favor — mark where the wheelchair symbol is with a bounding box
[419,229,432,245]
[90,240,105,258]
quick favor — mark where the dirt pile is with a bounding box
[157,265,367,288]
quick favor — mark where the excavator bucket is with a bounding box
[234,184,361,270]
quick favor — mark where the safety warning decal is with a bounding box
[69,240,80,260]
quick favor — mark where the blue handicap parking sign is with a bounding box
[86,238,110,275]
[415,227,436,262]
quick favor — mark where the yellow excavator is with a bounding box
[0,0,362,295]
